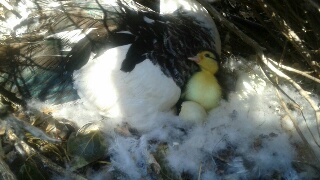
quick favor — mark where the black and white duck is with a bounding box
[0,0,221,124]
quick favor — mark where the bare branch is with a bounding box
[268,58,320,84]
[261,56,320,138]
[196,0,265,54]
[0,156,16,180]
[275,88,320,164]
[6,127,87,180]
[257,0,320,76]
[197,0,320,163]
[305,0,320,11]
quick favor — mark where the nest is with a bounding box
[0,0,320,179]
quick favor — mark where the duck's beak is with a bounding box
[188,55,200,63]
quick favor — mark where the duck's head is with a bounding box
[188,51,219,74]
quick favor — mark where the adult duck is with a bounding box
[0,0,221,121]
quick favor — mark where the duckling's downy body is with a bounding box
[184,51,222,111]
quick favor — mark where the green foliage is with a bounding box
[67,123,108,170]
[18,158,48,180]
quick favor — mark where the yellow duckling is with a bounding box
[183,51,222,111]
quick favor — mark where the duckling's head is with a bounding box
[188,51,219,74]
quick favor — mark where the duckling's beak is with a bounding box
[188,55,200,63]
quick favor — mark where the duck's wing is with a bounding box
[0,0,220,104]
[116,1,220,87]
[0,0,133,104]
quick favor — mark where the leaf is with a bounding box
[18,158,48,180]
[67,123,108,170]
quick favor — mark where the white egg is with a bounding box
[179,101,207,124]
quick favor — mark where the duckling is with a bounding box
[182,51,222,111]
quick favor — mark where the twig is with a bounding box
[0,0,22,19]
[7,115,61,143]
[197,0,320,162]
[279,40,288,65]
[196,0,265,54]
[197,162,202,180]
[0,157,16,180]
[300,108,320,149]
[268,58,320,84]
[6,127,87,180]
[293,160,320,172]
[262,56,320,140]
[0,87,26,107]
[305,0,320,12]
[199,0,310,103]
[275,85,320,164]
[198,0,320,134]
[257,0,320,75]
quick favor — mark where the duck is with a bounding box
[178,50,222,123]
[0,0,221,127]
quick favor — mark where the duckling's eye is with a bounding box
[204,53,214,59]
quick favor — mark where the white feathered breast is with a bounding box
[73,44,181,118]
